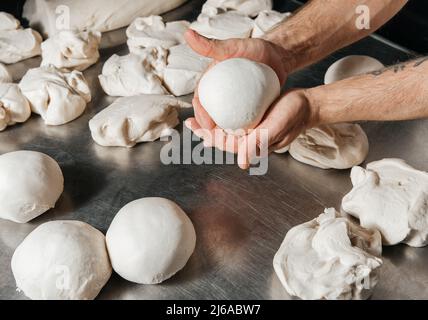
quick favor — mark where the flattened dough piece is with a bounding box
[252,10,291,38]
[89,94,191,147]
[41,30,101,71]
[19,66,91,125]
[201,0,272,17]
[0,83,31,131]
[289,123,369,169]
[0,63,12,83]
[342,159,428,247]
[274,208,382,300]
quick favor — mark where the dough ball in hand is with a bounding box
[274,208,382,300]
[198,58,280,134]
[11,220,112,300]
[0,150,63,223]
[106,197,196,284]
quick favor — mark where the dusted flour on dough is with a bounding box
[127,15,189,53]
[252,10,291,38]
[289,123,369,169]
[23,0,188,37]
[106,197,196,284]
[0,63,12,83]
[201,0,272,17]
[342,159,428,247]
[274,208,382,300]
[41,30,101,71]
[99,51,167,97]
[19,66,91,125]
[89,95,191,147]
[0,12,20,30]
[0,83,31,131]
[0,150,63,223]
[11,220,112,300]
[190,11,254,40]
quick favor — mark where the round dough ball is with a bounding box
[0,150,64,223]
[11,220,112,300]
[324,55,384,84]
[198,58,280,134]
[106,197,196,284]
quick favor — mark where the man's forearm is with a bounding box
[265,0,408,73]
[305,57,428,124]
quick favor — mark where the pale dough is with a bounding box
[89,94,191,147]
[252,10,291,38]
[41,30,101,71]
[23,0,188,37]
[106,197,196,284]
[19,65,91,125]
[289,123,369,169]
[198,58,280,133]
[324,55,384,85]
[274,208,382,300]
[0,83,31,131]
[126,15,189,53]
[0,63,12,83]
[0,150,63,223]
[11,220,112,300]
[0,12,20,30]
[342,159,428,247]
[274,146,289,154]
[201,0,272,17]
[99,51,167,97]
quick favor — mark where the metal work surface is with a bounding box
[1,0,427,300]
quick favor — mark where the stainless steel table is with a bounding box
[1,0,427,300]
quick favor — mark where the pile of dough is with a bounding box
[41,30,101,71]
[289,123,369,169]
[342,159,428,247]
[274,208,382,300]
[126,16,189,54]
[0,63,12,83]
[190,11,254,40]
[99,51,167,97]
[11,220,112,300]
[89,94,190,147]
[23,0,188,37]
[198,58,280,133]
[0,12,42,64]
[201,0,272,17]
[0,150,63,223]
[163,44,211,96]
[106,197,196,284]
[252,10,291,38]
[324,55,384,84]
[19,66,91,125]
[0,83,31,131]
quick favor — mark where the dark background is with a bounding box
[1,0,427,54]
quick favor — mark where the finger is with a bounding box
[192,96,216,130]
[185,29,239,60]
[237,135,250,170]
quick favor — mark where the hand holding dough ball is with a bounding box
[11,221,112,300]
[19,66,91,125]
[0,84,31,131]
[106,198,196,284]
[198,58,280,134]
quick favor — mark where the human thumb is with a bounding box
[185,29,239,60]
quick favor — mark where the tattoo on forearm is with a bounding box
[370,56,428,76]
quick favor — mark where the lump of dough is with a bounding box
[0,150,63,223]
[324,55,384,85]
[106,197,196,284]
[23,0,188,37]
[289,123,369,169]
[41,30,101,71]
[274,146,289,154]
[0,12,21,30]
[201,0,272,17]
[0,83,31,131]
[19,65,91,125]
[163,44,211,96]
[126,15,189,54]
[198,58,280,134]
[274,208,382,300]
[190,11,254,40]
[0,63,12,83]
[252,10,291,38]
[11,220,112,300]
[89,94,191,147]
[99,51,167,97]
[342,159,428,247]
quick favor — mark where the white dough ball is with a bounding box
[0,150,64,223]
[11,220,112,300]
[324,55,384,84]
[106,197,196,284]
[198,58,280,134]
